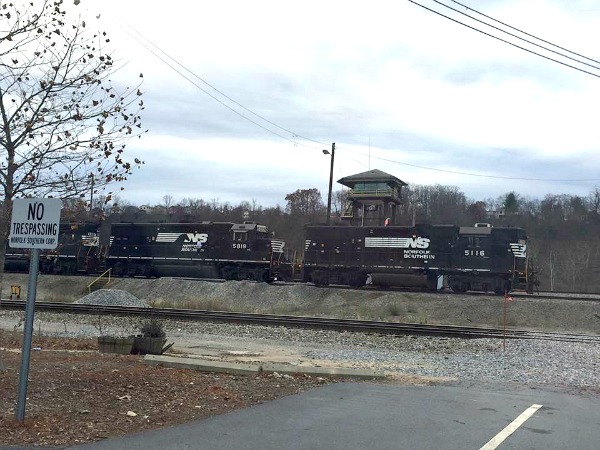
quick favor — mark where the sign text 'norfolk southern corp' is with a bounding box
[9,198,62,249]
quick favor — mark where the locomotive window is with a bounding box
[233,231,247,242]
[468,237,481,247]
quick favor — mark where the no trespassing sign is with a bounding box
[9,198,62,249]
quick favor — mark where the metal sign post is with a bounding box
[9,198,61,421]
[16,247,41,421]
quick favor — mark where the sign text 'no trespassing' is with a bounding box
[9,198,62,249]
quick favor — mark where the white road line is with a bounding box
[479,404,543,450]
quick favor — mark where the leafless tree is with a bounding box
[162,194,174,217]
[0,1,146,295]
[332,189,347,216]
[588,186,600,215]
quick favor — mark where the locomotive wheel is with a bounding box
[451,283,466,293]
[348,272,367,288]
[222,267,239,281]
[311,271,329,287]
[222,268,233,280]
[262,271,273,283]
[494,281,511,295]
[66,261,77,275]
[251,269,264,282]
[143,265,154,278]
[113,263,126,278]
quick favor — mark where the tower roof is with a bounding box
[337,169,407,188]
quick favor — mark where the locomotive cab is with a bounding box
[448,225,528,294]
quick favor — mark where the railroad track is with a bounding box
[6,272,600,302]
[510,292,600,302]
[2,300,597,344]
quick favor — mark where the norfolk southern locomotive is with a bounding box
[5,220,535,293]
[107,222,286,281]
[303,223,533,293]
[6,221,287,282]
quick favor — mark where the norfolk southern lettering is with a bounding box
[10,222,58,245]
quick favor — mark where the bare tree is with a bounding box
[332,189,347,216]
[588,186,600,215]
[0,1,146,294]
[162,194,174,217]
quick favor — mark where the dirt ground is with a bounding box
[0,331,340,448]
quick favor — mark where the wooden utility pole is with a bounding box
[325,142,335,225]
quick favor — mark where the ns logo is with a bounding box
[403,237,430,249]
[184,233,208,244]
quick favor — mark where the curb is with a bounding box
[143,354,386,379]
[262,362,385,379]
[144,355,261,375]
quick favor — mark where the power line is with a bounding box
[431,0,600,71]
[353,151,600,182]
[122,24,329,149]
[448,0,600,67]
[407,0,600,79]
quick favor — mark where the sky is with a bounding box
[78,0,600,208]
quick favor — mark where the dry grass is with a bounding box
[0,330,335,448]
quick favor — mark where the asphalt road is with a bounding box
[66,382,599,450]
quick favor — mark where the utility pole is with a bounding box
[324,142,335,225]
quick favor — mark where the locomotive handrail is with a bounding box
[87,268,112,293]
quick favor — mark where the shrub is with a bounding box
[139,319,166,338]
[386,303,402,317]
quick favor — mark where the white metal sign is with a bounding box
[9,198,62,249]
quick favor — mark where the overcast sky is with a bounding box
[84,0,600,208]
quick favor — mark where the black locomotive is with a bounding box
[303,223,533,293]
[4,222,105,274]
[107,221,286,281]
[5,219,535,293]
[6,220,287,282]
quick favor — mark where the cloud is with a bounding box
[83,0,600,210]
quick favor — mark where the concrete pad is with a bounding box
[143,354,261,375]
[261,362,386,379]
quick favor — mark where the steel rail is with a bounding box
[509,292,600,302]
[5,272,600,302]
[1,300,597,343]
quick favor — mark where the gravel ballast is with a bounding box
[1,275,598,390]
[1,308,598,390]
[3,273,600,333]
